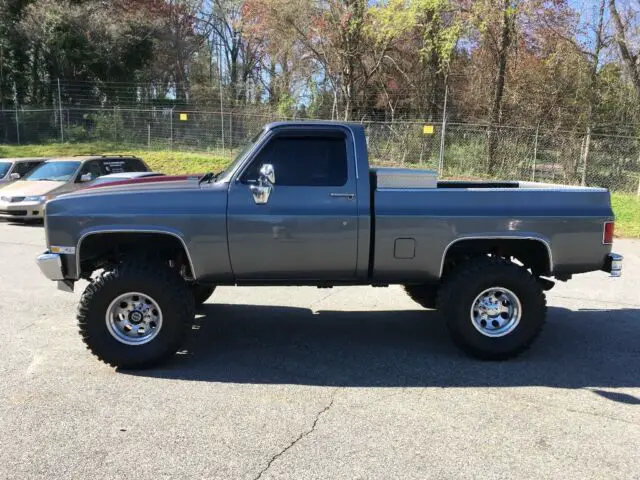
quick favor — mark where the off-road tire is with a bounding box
[77,262,195,369]
[191,284,216,307]
[404,284,438,309]
[437,257,547,360]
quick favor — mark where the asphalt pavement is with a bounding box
[0,220,639,479]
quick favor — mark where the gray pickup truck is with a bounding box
[36,121,622,368]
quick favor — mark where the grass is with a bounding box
[611,193,640,239]
[2,142,639,238]
[0,142,232,175]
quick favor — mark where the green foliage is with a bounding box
[611,193,640,238]
[92,112,125,142]
[276,94,296,118]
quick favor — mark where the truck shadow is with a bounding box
[123,304,640,395]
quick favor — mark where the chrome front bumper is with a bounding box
[605,253,623,277]
[36,252,65,281]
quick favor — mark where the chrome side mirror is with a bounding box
[259,164,275,185]
[80,173,93,183]
[9,172,20,180]
[250,164,275,205]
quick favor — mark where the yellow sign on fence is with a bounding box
[179,113,188,121]
[423,125,434,135]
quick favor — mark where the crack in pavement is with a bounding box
[252,390,338,480]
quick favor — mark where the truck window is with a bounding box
[242,134,348,187]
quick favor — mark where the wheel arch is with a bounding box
[76,229,197,279]
[440,236,553,278]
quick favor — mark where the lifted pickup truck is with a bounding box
[36,121,622,368]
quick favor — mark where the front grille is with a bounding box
[0,196,25,203]
[0,210,27,216]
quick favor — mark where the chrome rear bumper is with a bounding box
[604,253,623,277]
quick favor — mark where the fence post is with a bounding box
[637,145,640,197]
[113,107,117,141]
[581,127,591,187]
[218,47,225,152]
[14,106,20,144]
[148,123,151,150]
[57,78,64,142]
[438,80,449,174]
[169,106,174,150]
[229,111,233,150]
[532,124,539,182]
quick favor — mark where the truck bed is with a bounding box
[370,169,613,283]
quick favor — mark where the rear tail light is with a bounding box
[603,221,614,245]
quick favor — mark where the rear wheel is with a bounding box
[437,257,547,360]
[77,261,195,368]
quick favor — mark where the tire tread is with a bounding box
[436,256,547,360]
[77,261,194,368]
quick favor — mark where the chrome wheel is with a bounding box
[105,292,163,345]
[470,287,521,338]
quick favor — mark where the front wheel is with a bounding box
[77,262,195,369]
[437,257,547,360]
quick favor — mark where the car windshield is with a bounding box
[216,130,264,181]
[0,162,11,178]
[24,161,81,182]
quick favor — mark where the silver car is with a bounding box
[0,158,48,186]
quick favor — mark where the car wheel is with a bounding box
[77,261,195,369]
[437,257,547,360]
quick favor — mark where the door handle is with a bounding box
[330,193,356,200]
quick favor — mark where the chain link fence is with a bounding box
[1,106,639,194]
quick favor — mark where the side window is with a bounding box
[102,158,147,174]
[78,161,104,182]
[123,158,148,172]
[14,162,42,177]
[242,134,348,187]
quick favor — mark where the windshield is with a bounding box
[0,162,11,178]
[24,161,81,182]
[216,130,264,181]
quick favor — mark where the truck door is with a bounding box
[227,129,359,281]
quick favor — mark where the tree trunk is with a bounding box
[608,0,640,97]
[487,0,515,175]
[582,0,606,186]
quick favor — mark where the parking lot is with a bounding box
[0,220,639,479]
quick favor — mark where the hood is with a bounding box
[83,174,201,191]
[0,180,65,197]
[62,176,203,199]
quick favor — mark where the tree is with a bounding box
[198,0,263,105]
[608,0,640,97]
